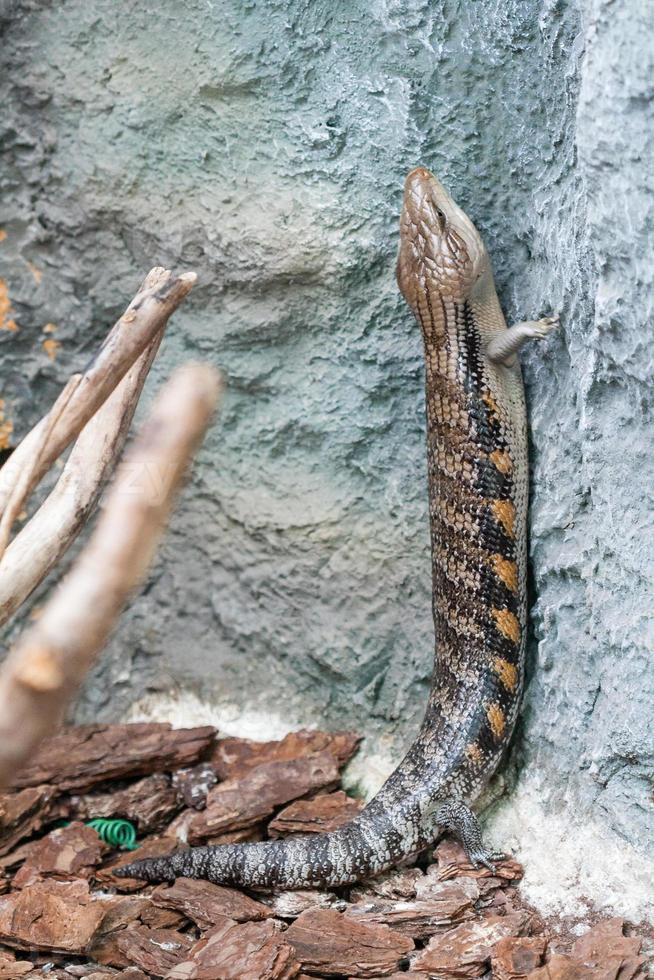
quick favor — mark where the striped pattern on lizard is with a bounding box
[115,167,557,889]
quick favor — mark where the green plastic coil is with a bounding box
[86,818,138,850]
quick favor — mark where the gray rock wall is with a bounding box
[1,0,652,920]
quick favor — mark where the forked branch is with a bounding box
[0,363,222,789]
[0,267,196,539]
[0,333,163,626]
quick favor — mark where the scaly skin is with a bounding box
[116,167,557,889]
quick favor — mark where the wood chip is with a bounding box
[139,903,188,930]
[434,839,523,884]
[211,730,360,780]
[419,860,506,900]
[284,908,414,978]
[152,877,272,929]
[0,839,38,873]
[0,784,56,856]
[166,917,300,979]
[11,723,215,791]
[412,911,530,978]
[166,753,340,844]
[0,948,32,978]
[571,917,642,964]
[71,774,180,832]
[12,820,105,886]
[268,790,363,837]
[491,936,547,979]
[91,925,194,976]
[350,866,424,902]
[261,889,346,919]
[345,877,479,939]
[88,892,188,954]
[0,878,108,953]
[557,918,646,980]
[525,952,604,979]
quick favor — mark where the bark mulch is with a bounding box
[0,723,647,979]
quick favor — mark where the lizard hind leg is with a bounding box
[435,799,505,872]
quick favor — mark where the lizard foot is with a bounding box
[530,313,559,339]
[465,846,507,874]
[435,799,505,873]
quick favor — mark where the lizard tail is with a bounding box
[113,796,431,889]
[115,846,210,883]
[112,726,474,890]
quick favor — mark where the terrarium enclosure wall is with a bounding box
[1,0,652,921]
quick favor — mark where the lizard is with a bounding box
[115,166,557,890]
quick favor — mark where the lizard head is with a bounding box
[396,167,488,312]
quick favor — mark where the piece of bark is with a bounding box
[558,918,646,980]
[419,860,507,901]
[165,917,300,980]
[572,918,642,965]
[434,839,524,884]
[211,730,361,781]
[97,837,184,892]
[0,839,38,873]
[345,877,479,940]
[412,911,530,978]
[71,774,179,832]
[525,952,615,980]
[55,968,117,978]
[91,925,194,976]
[11,723,215,792]
[491,936,548,979]
[0,878,108,953]
[12,820,105,886]
[204,824,266,846]
[96,894,153,933]
[21,973,74,980]
[284,908,414,978]
[386,974,430,979]
[91,892,187,943]
[350,867,424,902]
[63,968,123,979]
[261,889,346,919]
[0,949,32,978]
[171,764,218,811]
[166,753,340,844]
[139,904,188,930]
[0,784,56,856]
[79,972,149,980]
[268,791,363,837]
[152,877,272,929]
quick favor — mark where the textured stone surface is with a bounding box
[0,0,652,920]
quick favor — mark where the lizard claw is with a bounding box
[533,313,559,339]
[467,849,506,874]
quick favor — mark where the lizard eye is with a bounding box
[433,206,447,229]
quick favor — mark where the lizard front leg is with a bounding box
[487,314,559,367]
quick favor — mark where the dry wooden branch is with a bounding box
[0,335,163,627]
[0,377,81,558]
[0,266,196,533]
[0,363,222,789]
